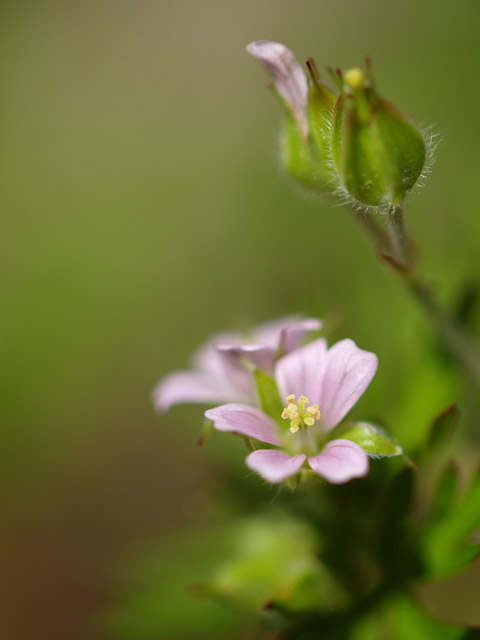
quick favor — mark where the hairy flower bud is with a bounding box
[246,40,337,194]
[331,65,426,208]
[247,41,430,211]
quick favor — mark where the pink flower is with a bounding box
[154,316,322,411]
[205,338,378,485]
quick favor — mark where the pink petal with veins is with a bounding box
[246,449,306,483]
[308,439,369,484]
[205,404,281,446]
[246,40,309,136]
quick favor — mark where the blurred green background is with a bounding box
[2,1,480,638]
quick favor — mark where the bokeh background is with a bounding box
[2,1,480,638]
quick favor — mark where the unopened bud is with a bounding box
[332,66,426,208]
[247,41,430,210]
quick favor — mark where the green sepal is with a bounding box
[375,97,426,203]
[308,80,336,159]
[253,369,284,424]
[282,111,334,194]
[197,418,214,447]
[332,90,426,208]
[336,421,403,458]
[337,95,391,207]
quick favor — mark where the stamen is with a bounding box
[281,394,321,433]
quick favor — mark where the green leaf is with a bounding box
[338,422,403,458]
[385,595,463,640]
[424,467,480,577]
[206,515,342,613]
[253,369,284,423]
[351,595,463,640]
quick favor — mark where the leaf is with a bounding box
[350,595,463,640]
[253,369,284,423]
[338,422,402,458]
[206,515,342,613]
[424,467,480,577]
[384,595,464,639]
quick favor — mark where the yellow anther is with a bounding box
[306,404,321,420]
[281,394,321,433]
[290,418,301,433]
[344,67,365,92]
[281,404,298,420]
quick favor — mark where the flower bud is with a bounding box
[246,41,337,194]
[331,65,426,208]
[247,41,429,210]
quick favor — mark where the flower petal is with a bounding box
[205,404,281,446]
[246,449,306,483]
[275,338,329,406]
[252,314,303,347]
[246,40,309,136]
[192,331,240,376]
[153,372,233,411]
[216,343,276,375]
[308,439,369,484]
[319,339,378,430]
[193,334,257,399]
[280,318,323,354]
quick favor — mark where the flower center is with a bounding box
[281,394,321,433]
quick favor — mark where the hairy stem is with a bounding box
[386,206,412,265]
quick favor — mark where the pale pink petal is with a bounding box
[275,338,329,406]
[281,318,323,354]
[246,40,309,136]
[252,314,303,347]
[205,404,281,446]
[319,339,378,430]
[154,372,233,411]
[246,449,306,483]
[193,334,257,400]
[192,331,240,376]
[308,439,369,484]
[216,343,276,374]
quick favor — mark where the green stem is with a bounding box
[386,205,411,265]
[354,209,392,254]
